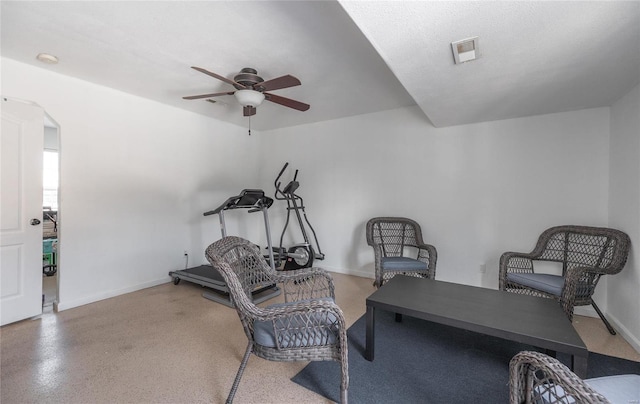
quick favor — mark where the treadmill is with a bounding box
[168,189,281,307]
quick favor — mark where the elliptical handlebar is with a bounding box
[274,163,288,200]
[277,162,289,178]
[274,162,300,200]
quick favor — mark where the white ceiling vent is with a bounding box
[451,37,480,64]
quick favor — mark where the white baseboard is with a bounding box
[605,313,640,354]
[56,276,172,312]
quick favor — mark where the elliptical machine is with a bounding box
[273,163,325,270]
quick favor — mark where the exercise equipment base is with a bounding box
[169,265,281,307]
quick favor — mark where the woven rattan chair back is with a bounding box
[509,351,610,403]
[206,237,275,303]
[206,236,349,403]
[533,226,629,277]
[367,217,423,257]
[499,225,630,334]
[366,217,437,287]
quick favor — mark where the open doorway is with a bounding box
[42,116,59,312]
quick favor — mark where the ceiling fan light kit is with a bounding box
[234,89,265,107]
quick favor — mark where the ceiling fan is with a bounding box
[182,67,310,117]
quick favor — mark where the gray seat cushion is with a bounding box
[586,374,640,403]
[253,297,338,348]
[533,385,574,404]
[506,273,564,296]
[535,374,640,404]
[381,257,428,272]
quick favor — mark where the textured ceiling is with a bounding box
[342,1,640,127]
[2,1,639,130]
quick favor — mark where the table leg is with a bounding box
[572,354,588,379]
[365,305,375,361]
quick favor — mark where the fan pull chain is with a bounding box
[248,116,252,136]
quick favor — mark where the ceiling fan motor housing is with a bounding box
[234,67,264,90]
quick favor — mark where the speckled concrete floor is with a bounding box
[2,272,638,404]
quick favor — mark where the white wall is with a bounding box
[1,58,265,310]
[608,84,640,350]
[259,106,611,292]
[4,57,636,347]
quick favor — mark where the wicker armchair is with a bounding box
[205,236,348,404]
[499,225,630,334]
[510,351,640,404]
[366,217,437,288]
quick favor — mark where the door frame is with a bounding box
[43,111,61,312]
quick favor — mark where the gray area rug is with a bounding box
[292,311,640,403]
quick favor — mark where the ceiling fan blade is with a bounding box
[182,91,234,100]
[255,75,301,92]
[191,66,246,89]
[244,106,257,116]
[264,93,310,111]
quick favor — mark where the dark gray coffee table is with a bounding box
[365,275,588,377]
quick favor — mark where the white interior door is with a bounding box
[1,98,44,326]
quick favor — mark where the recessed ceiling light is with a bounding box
[451,37,480,64]
[36,53,59,64]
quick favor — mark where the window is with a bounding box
[43,150,58,210]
